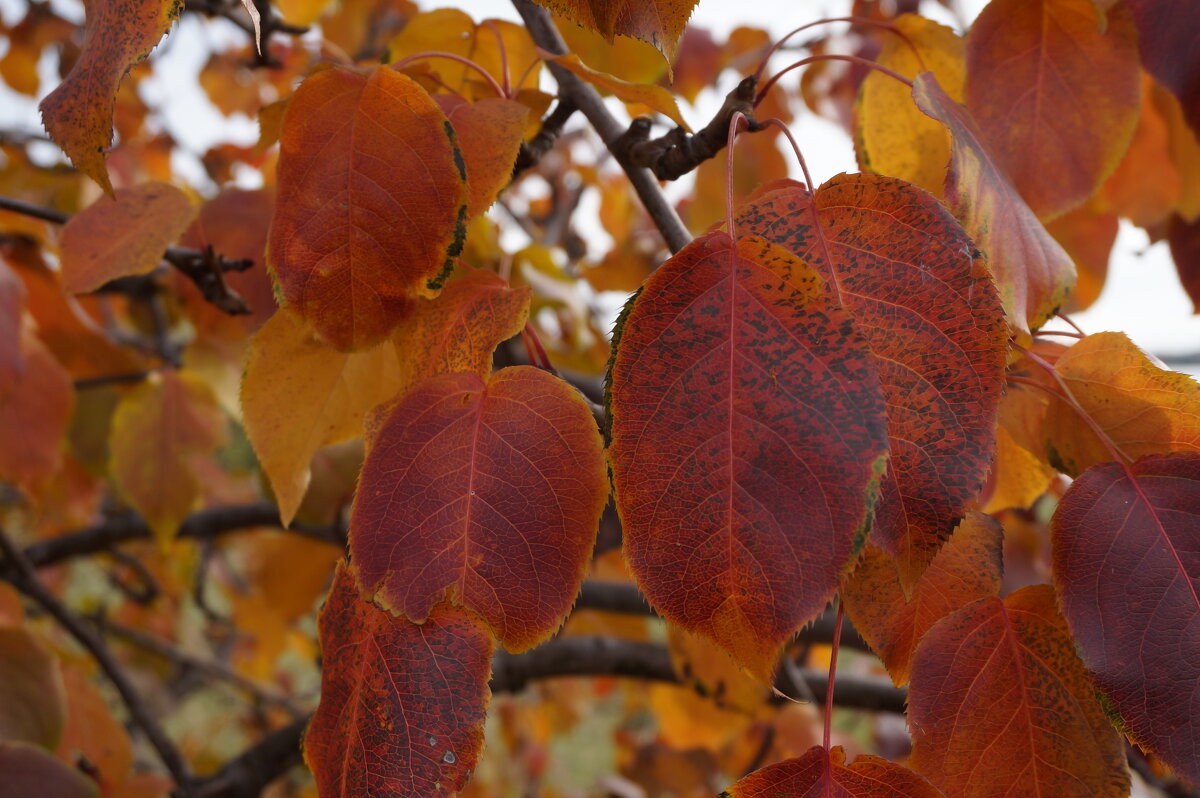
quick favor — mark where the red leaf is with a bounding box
[0,332,74,491]
[1125,0,1200,134]
[0,258,25,397]
[1052,453,1200,784]
[964,0,1140,221]
[735,174,1007,587]
[267,65,468,351]
[909,585,1130,797]
[722,745,943,797]
[913,72,1076,335]
[1168,213,1200,314]
[0,742,98,798]
[608,232,889,682]
[349,366,607,652]
[305,562,491,798]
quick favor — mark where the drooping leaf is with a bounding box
[1047,203,1118,313]
[1124,0,1200,134]
[1051,452,1200,784]
[856,14,964,197]
[0,257,25,397]
[913,72,1076,335]
[964,0,1140,220]
[266,65,468,351]
[37,0,180,193]
[0,627,66,749]
[59,182,197,294]
[1169,213,1200,313]
[1044,331,1200,475]
[305,562,491,798]
[908,584,1130,798]
[546,52,691,131]
[435,96,530,219]
[736,174,1007,587]
[1153,79,1200,222]
[1099,72,1184,228]
[241,311,405,527]
[608,232,889,682]
[841,511,1003,687]
[0,332,73,491]
[722,745,944,798]
[533,0,698,63]
[109,370,227,543]
[350,366,607,652]
[0,741,98,798]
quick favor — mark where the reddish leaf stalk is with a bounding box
[756,54,914,107]
[753,16,926,82]
[724,110,751,241]
[522,321,557,375]
[1055,311,1086,336]
[481,20,512,97]
[391,51,508,98]
[824,600,845,751]
[1032,329,1084,339]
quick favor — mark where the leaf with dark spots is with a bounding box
[608,231,889,683]
[1052,453,1200,785]
[735,173,1007,589]
[349,366,607,652]
[305,562,491,798]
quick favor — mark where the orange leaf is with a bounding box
[1046,203,1118,313]
[723,745,943,797]
[1099,72,1184,227]
[59,182,197,294]
[436,96,531,219]
[532,0,698,64]
[608,233,889,683]
[1044,331,1200,475]
[964,0,1140,220]
[0,627,66,749]
[350,366,606,652]
[0,741,98,798]
[108,371,227,542]
[913,72,1076,335]
[305,562,492,797]
[267,65,468,351]
[37,0,180,194]
[841,511,1003,686]
[908,584,1129,798]
[55,664,134,793]
[0,257,25,397]
[0,331,74,491]
[547,52,691,131]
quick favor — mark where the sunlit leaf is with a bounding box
[350,366,607,652]
[305,562,491,798]
[913,72,1076,335]
[59,182,197,294]
[266,65,468,351]
[964,0,1140,220]
[722,745,943,797]
[436,96,530,219]
[909,584,1129,798]
[608,232,889,682]
[736,174,1007,587]
[1052,452,1200,784]
[533,0,699,64]
[547,52,691,131]
[37,0,180,193]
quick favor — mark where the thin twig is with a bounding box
[0,527,194,788]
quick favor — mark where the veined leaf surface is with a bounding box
[722,745,943,798]
[608,232,889,682]
[350,366,607,652]
[1052,453,1200,784]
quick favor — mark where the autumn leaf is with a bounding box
[736,174,1007,587]
[545,51,691,131]
[305,562,492,798]
[908,585,1129,798]
[841,512,1003,687]
[722,745,943,798]
[267,65,468,351]
[0,741,98,798]
[964,0,1140,221]
[0,332,73,491]
[1047,203,1118,313]
[0,627,66,749]
[59,182,197,294]
[1052,452,1200,785]
[1099,73,1184,228]
[856,14,964,197]
[608,232,889,682]
[1170,214,1200,313]
[37,0,180,193]
[913,72,1076,335]
[350,366,607,652]
[1044,331,1200,475]
[1125,0,1200,134]
[533,0,698,64]
[436,96,531,219]
[109,370,227,543]
[0,257,25,397]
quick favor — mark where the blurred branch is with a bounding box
[0,527,194,788]
[512,0,692,254]
[0,194,254,315]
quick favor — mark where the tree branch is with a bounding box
[511,0,692,254]
[513,99,577,177]
[0,527,194,788]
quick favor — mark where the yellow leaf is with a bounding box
[547,52,692,132]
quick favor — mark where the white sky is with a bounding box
[0,0,1197,369]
